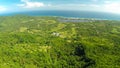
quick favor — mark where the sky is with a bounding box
[0,0,120,14]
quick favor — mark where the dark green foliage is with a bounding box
[0,15,120,68]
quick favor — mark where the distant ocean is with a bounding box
[0,10,120,20]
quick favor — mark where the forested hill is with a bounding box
[0,15,120,68]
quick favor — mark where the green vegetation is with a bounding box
[0,15,120,68]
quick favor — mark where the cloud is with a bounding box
[103,2,120,14]
[54,4,100,8]
[16,0,120,14]
[0,6,7,11]
[17,0,45,8]
[104,1,112,3]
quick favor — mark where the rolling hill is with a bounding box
[0,15,120,68]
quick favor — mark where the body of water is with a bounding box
[0,10,120,20]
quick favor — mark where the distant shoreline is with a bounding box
[0,10,120,21]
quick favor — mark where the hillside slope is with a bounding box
[0,15,120,68]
